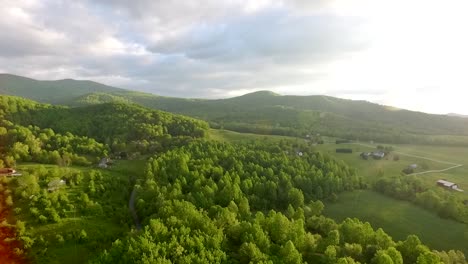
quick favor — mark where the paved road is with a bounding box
[352,142,463,175]
[129,187,142,230]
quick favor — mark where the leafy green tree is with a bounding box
[280,241,303,264]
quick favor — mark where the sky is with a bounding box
[1,0,467,114]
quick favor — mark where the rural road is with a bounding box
[406,164,463,176]
[129,187,142,230]
[352,142,463,175]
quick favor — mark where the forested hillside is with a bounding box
[0,95,210,263]
[0,74,125,104]
[3,74,468,145]
[4,97,208,156]
[74,90,468,145]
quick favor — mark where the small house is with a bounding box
[0,168,16,175]
[0,168,21,176]
[98,158,112,169]
[437,179,458,190]
[409,164,418,169]
[360,152,371,160]
[48,179,66,192]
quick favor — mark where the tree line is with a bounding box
[374,175,468,224]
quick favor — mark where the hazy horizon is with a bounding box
[1,0,467,114]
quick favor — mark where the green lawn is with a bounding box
[324,190,468,254]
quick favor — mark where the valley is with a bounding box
[1,77,468,263]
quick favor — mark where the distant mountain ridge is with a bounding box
[0,73,125,104]
[2,73,468,145]
[447,113,468,118]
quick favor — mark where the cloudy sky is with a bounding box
[1,0,467,114]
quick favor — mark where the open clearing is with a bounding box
[324,190,468,254]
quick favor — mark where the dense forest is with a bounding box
[91,140,466,263]
[72,90,468,145]
[0,74,125,104]
[0,95,208,167]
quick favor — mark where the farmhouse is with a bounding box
[0,168,21,177]
[0,168,16,175]
[372,151,385,159]
[437,179,458,190]
[360,152,371,160]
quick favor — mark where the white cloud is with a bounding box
[0,0,467,114]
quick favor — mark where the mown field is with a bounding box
[324,190,468,254]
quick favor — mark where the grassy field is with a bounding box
[208,129,299,143]
[312,142,468,200]
[324,190,468,254]
[392,144,468,196]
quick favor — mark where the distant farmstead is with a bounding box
[372,151,385,159]
[360,151,385,160]
[0,168,16,175]
[0,168,21,177]
[437,179,463,192]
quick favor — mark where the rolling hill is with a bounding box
[72,91,468,145]
[3,74,468,145]
[0,73,125,104]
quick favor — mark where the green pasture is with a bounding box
[324,190,468,255]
